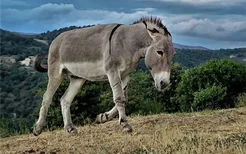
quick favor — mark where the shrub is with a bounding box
[192,85,227,111]
[177,59,246,112]
[236,93,246,107]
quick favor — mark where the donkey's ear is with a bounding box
[148,28,159,34]
[147,28,162,42]
[143,21,162,41]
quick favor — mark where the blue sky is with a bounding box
[1,0,246,49]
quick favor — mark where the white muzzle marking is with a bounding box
[154,71,170,89]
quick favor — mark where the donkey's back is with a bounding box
[51,24,119,63]
[47,24,119,81]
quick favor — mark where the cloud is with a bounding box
[141,0,246,15]
[1,0,28,7]
[2,3,245,42]
[132,8,156,12]
[1,3,152,32]
[1,3,75,30]
[1,2,245,49]
[59,9,151,28]
[2,3,75,21]
[168,17,246,41]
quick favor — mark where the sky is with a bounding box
[1,0,246,49]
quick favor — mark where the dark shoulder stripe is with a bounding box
[109,24,122,55]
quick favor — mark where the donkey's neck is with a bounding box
[135,47,149,59]
[131,23,153,60]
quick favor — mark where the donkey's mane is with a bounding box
[133,16,171,36]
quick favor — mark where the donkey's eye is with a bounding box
[157,50,164,56]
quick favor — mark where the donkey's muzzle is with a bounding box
[153,71,171,90]
[155,80,170,91]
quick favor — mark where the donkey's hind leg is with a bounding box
[60,77,85,135]
[95,75,129,124]
[33,76,63,136]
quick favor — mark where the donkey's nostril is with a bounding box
[160,80,168,89]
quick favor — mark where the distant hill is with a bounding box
[14,28,210,50]
[12,32,38,39]
[174,43,209,50]
[173,48,246,68]
[0,29,48,58]
[1,28,245,68]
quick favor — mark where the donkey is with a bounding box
[33,17,175,136]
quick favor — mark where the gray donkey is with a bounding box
[33,17,175,136]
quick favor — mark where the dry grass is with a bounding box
[1,107,246,154]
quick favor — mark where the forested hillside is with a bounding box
[174,48,246,68]
[0,26,246,137]
[0,29,48,58]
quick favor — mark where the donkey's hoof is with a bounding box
[123,125,133,134]
[66,125,78,136]
[95,113,108,124]
[33,125,43,136]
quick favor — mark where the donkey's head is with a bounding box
[142,18,175,90]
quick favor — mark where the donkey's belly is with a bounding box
[63,62,108,81]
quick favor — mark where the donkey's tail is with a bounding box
[34,54,48,72]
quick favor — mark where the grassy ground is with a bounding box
[1,107,246,154]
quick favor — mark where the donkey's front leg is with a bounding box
[107,72,132,133]
[95,75,130,124]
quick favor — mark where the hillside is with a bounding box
[173,48,246,68]
[1,107,245,154]
[0,29,48,57]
